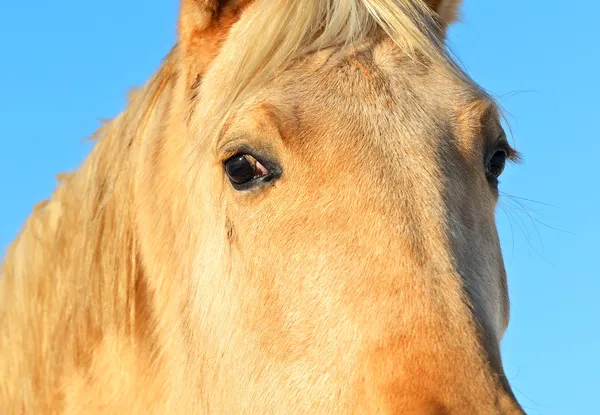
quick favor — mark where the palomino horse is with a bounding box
[0,0,524,413]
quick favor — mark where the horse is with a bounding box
[0,0,525,413]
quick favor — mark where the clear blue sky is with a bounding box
[0,1,597,413]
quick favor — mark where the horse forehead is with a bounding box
[237,40,488,158]
[270,43,462,127]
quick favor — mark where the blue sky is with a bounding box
[1,1,598,412]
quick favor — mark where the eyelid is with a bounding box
[219,139,278,162]
[220,142,253,161]
[500,143,521,163]
[489,133,521,164]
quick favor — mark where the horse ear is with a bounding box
[423,0,462,29]
[178,0,252,88]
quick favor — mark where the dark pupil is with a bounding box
[488,150,507,178]
[225,155,255,184]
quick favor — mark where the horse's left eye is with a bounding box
[224,154,270,187]
[486,149,507,181]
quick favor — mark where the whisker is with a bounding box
[498,204,516,263]
[503,194,571,234]
[500,192,558,208]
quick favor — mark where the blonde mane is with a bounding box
[0,0,497,412]
[0,49,178,411]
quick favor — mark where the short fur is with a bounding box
[1,0,524,413]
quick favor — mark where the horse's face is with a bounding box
[136,1,523,413]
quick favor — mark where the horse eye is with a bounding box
[486,149,507,181]
[224,154,270,187]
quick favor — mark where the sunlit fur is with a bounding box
[1,0,524,413]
